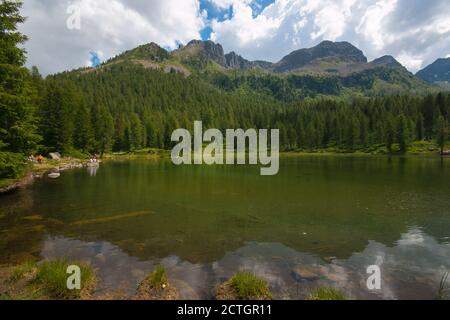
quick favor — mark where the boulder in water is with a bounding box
[48,172,61,179]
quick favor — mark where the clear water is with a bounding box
[0,156,449,299]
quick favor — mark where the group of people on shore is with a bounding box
[28,154,45,164]
[28,154,100,164]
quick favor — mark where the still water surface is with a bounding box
[0,156,449,299]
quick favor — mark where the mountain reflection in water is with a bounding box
[40,227,449,300]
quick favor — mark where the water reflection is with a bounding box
[1,156,449,299]
[40,227,450,300]
[87,166,98,177]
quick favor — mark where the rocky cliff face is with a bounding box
[225,52,254,69]
[183,40,227,67]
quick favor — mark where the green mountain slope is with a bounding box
[416,58,450,86]
[87,40,433,100]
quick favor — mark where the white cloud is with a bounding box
[19,0,450,74]
[310,0,357,41]
[20,0,205,75]
[210,0,450,72]
[397,52,423,71]
[355,0,398,50]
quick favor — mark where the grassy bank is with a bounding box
[104,148,170,160]
[285,140,449,156]
[0,260,96,300]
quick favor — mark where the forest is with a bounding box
[1,0,449,182]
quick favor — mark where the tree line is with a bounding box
[37,64,449,156]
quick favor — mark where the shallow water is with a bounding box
[0,156,449,299]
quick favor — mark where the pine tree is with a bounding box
[95,105,114,157]
[396,115,409,154]
[40,82,75,153]
[436,115,447,155]
[386,117,395,154]
[416,113,424,141]
[74,104,94,153]
[0,0,40,154]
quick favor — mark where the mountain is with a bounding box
[117,42,169,62]
[370,55,403,68]
[272,41,367,73]
[78,39,433,98]
[416,58,450,84]
[172,40,227,67]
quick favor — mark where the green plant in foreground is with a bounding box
[9,261,37,283]
[148,265,168,288]
[438,271,449,300]
[230,272,272,300]
[307,287,347,300]
[33,259,96,300]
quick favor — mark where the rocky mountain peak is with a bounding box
[274,40,367,73]
[184,40,227,66]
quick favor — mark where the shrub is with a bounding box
[0,152,26,179]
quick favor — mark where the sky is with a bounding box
[19,0,450,75]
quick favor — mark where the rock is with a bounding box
[323,256,337,263]
[49,152,61,160]
[48,172,61,179]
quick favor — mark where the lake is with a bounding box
[0,155,449,299]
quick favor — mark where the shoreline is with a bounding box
[1,149,448,196]
[0,158,87,196]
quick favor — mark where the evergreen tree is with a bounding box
[386,117,395,154]
[0,0,40,154]
[436,115,448,155]
[416,113,424,141]
[40,82,75,153]
[95,105,114,157]
[396,115,409,154]
[74,104,94,152]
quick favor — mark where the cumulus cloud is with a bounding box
[20,0,205,75]
[19,0,450,74]
[210,0,450,72]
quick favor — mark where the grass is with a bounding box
[106,148,169,160]
[438,271,449,300]
[147,265,168,288]
[8,261,36,283]
[32,259,96,300]
[307,287,347,300]
[289,140,448,156]
[229,272,272,300]
[135,265,179,299]
[2,259,97,300]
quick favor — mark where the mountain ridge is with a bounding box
[70,39,436,99]
[107,39,411,75]
[416,58,450,85]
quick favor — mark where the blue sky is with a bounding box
[199,0,274,40]
[19,0,450,75]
